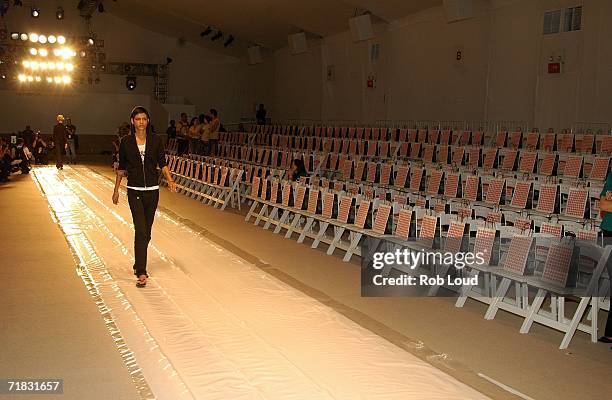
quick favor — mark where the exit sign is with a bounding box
[548,62,561,73]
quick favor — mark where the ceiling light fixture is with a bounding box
[200,27,213,37]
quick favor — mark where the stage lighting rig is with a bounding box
[200,27,212,37]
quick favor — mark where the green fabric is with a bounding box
[601,174,612,231]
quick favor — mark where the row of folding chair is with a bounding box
[165,138,179,155]
[452,226,610,349]
[243,125,612,155]
[164,155,243,210]
[218,139,611,182]
[213,148,603,226]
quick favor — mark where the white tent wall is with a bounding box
[270,0,612,131]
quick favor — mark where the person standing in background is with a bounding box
[209,109,220,156]
[65,118,77,164]
[200,114,212,155]
[20,125,35,149]
[598,171,612,349]
[53,115,67,170]
[256,104,267,125]
[176,113,190,155]
[166,120,177,139]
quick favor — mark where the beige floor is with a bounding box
[0,172,139,400]
[3,159,612,400]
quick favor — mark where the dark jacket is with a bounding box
[53,124,67,145]
[118,133,167,188]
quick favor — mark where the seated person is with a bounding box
[0,142,11,182]
[289,159,308,182]
[32,132,48,165]
[14,138,32,174]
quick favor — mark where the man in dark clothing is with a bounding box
[53,115,67,170]
[256,104,267,125]
[166,120,177,139]
[65,118,77,164]
[20,125,35,148]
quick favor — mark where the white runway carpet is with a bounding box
[32,166,488,400]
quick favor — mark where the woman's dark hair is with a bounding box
[204,115,212,123]
[209,108,218,117]
[129,106,151,134]
[292,159,307,179]
[190,117,199,126]
[198,113,205,123]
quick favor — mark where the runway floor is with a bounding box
[29,165,489,400]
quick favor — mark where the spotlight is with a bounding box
[57,35,66,44]
[20,33,28,41]
[211,31,223,41]
[10,32,19,40]
[57,62,65,70]
[29,48,37,56]
[87,38,94,46]
[56,7,64,20]
[54,76,62,84]
[48,62,56,70]
[35,76,41,82]
[40,62,48,70]
[46,77,53,83]
[66,63,74,71]
[224,35,234,47]
[22,61,30,67]
[62,76,71,84]
[48,35,57,44]
[27,76,34,82]
[53,49,61,57]
[18,74,26,82]
[98,3,104,13]
[200,27,212,37]
[39,48,48,57]
[1,75,5,79]
[29,33,38,43]
[79,50,87,58]
[31,8,39,18]
[38,35,47,44]
[125,76,136,90]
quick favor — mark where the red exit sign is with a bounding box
[548,63,561,73]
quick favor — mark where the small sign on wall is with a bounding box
[367,74,376,88]
[548,62,561,73]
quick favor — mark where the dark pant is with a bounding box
[66,139,76,163]
[209,139,218,156]
[55,144,64,169]
[603,230,612,337]
[127,189,159,277]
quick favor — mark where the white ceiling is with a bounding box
[105,0,442,57]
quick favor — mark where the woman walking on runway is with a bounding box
[112,106,176,287]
